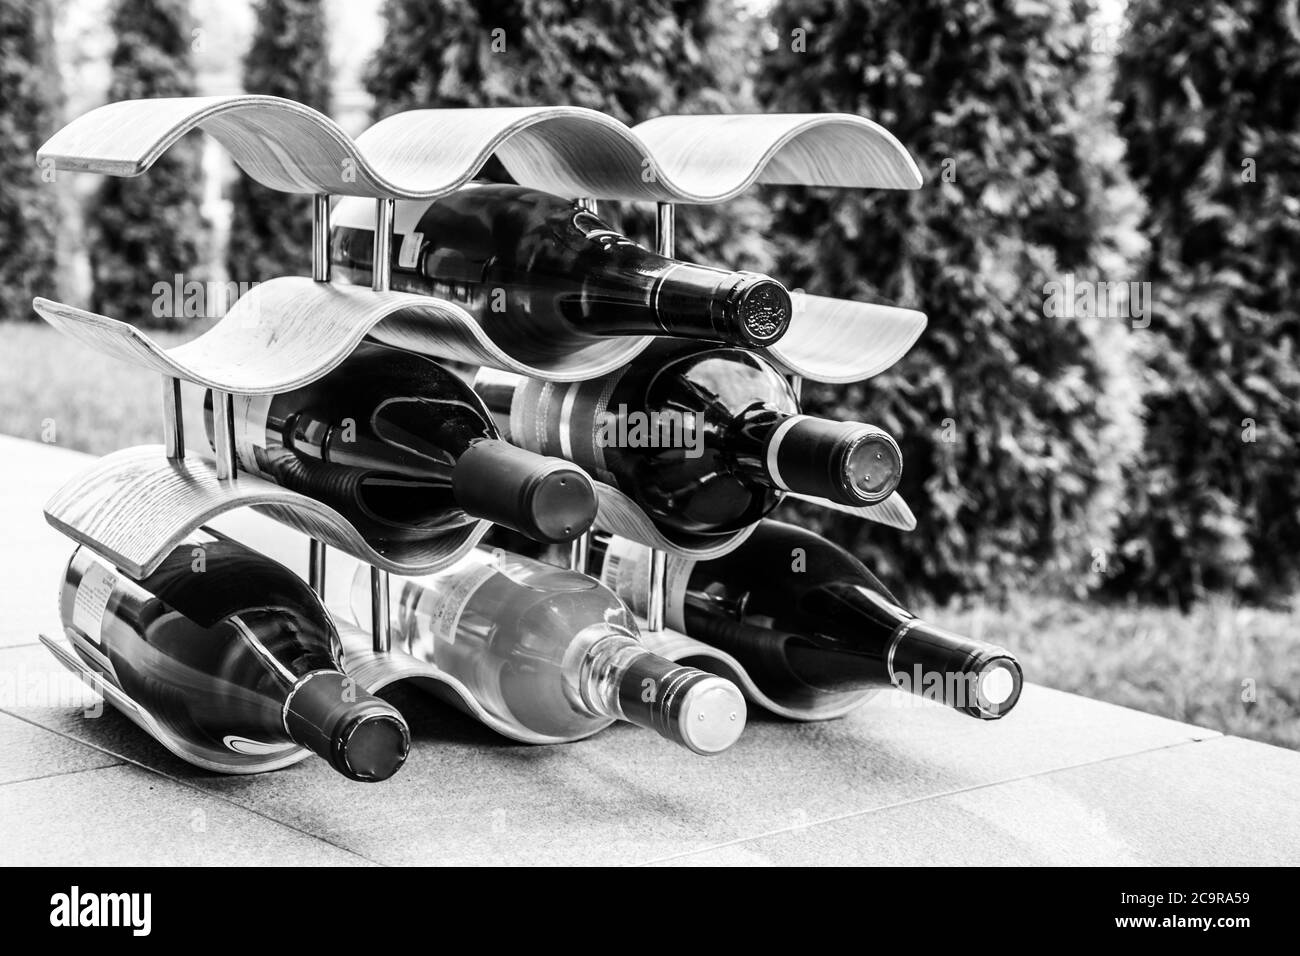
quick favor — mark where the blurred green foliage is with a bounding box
[225,0,332,284]
[1113,1,1300,605]
[0,0,60,323]
[364,0,773,272]
[760,0,1146,602]
[85,0,207,328]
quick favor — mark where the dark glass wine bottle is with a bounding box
[592,521,1023,719]
[330,183,792,361]
[203,340,597,547]
[59,533,411,780]
[474,342,903,536]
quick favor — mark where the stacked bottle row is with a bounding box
[50,182,1022,784]
[60,519,1021,782]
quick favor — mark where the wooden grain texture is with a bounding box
[592,482,759,559]
[787,491,918,532]
[38,95,921,202]
[40,633,311,774]
[766,295,927,384]
[638,624,870,721]
[32,276,653,386]
[43,445,488,578]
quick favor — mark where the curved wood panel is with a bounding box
[630,112,922,195]
[786,491,918,532]
[767,295,927,384]
[591,482,758,559]
[43,445,488,579]
[638,625,875,721]
[32,276,650,387]
[39,95,921,202]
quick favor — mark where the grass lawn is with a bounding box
[2,320,1296,750]
[0,320,199,455]
[924,595,1299,750]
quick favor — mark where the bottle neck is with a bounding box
[788,583,1022,718]
[563,217,792,347]
[731,413,904,506]
[281,669,410,781]
[576,629,745,755]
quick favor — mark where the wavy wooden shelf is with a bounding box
[785,491,917,532]
[38,95,921,202]
[43,445,488,579]
[33,276,650,386]
[586,481,913,559]
[591,482,759,559]
[33,282,925,391]
[768,295,926,384]
[637,624,873,721]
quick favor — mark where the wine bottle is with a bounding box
[60,533,411,780]
[474,341,903,536]
[592,521,1023,719]
[203,340,597,546]
[350,550,747,754]
[330,183,792,361]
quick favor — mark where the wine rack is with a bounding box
[35,93,926,756]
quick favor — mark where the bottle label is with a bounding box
[231,393,274,477]
[71,557,118,647]
[421,555,500,646]
[508,374,624,485]
[598,538,694,632]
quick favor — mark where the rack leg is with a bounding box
[646,549,669,632]
[312,194,331,283]
[655,202,675,257]
[569,532,590,573]
[162,375,185,460]
[370,567,391,653]
[212,391,238,480]
[308,539,327,598]
[788,373,804,399]
[372,198,394,293]
[642,203,677,630]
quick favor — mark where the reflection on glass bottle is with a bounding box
[351,549,747,753]
[60,533,410,780]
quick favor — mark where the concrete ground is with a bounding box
[2,434,1298,866]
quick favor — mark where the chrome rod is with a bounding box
[212,391,237,481]
[569,532,591,574]
[370,567,391,653]
[644,202,677,630]
[655,202,675,257]
[646,548,669,632]
[312,194,331,282]
[372,198,394,292]
[162,375,185,460]
[308,539,327,597]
